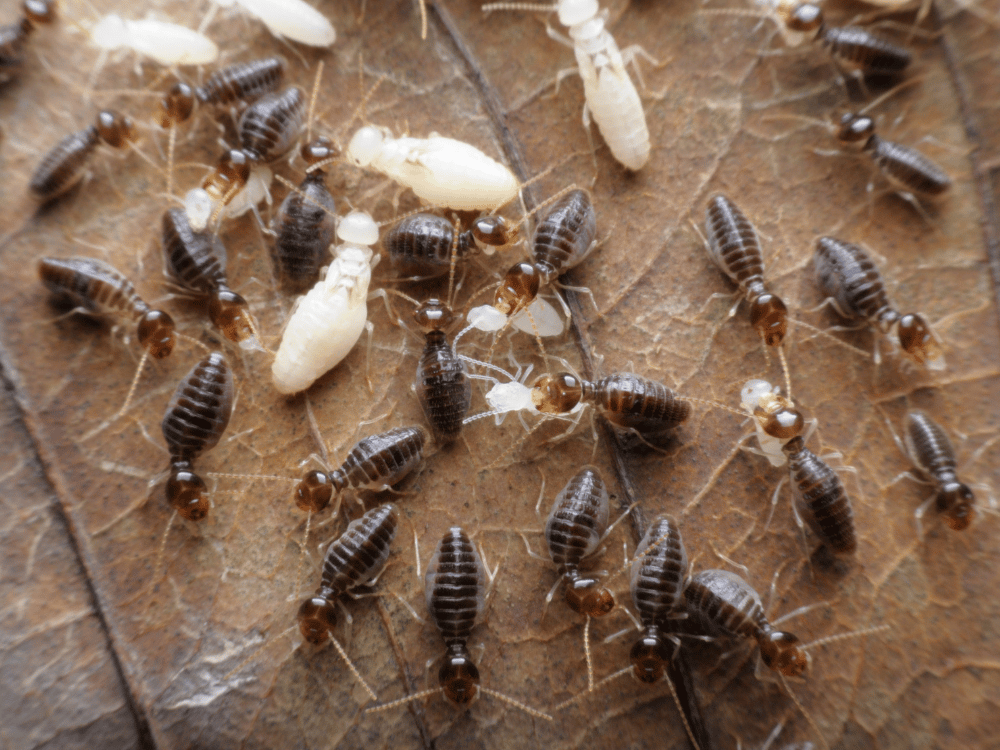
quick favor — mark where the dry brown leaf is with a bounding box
[0,1,998,749]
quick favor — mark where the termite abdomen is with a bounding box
[161,352,234,521]
[162,207,228,293]
[866,136,951,196]
[30,126,99,200]
[384,214,472,279]
[904,410,975,531]
[238,85,305,162]
[299,503,398,645]
[271,171,336,289]
[195,56,285,106]
[589,373,692,440]
[819,26,911,75]
[813,236,897,331]
[532,189,597,284]
[782,437,857,556]
[414,301,471,444]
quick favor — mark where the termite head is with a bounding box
[783,2,823,33]
[471,215,518,253]
[346,125,386,167]
[337,211,380,247]
[629,629,671,684]
[564,575,615,617]
[748,292,788,346]
[95,109,136,148]
[24,0,56,25]
[414,299,456,332]
[88,14,128,52]
[166,465,209,521]
[495,262,540,315]
[531,372,582,414]
[302,136,340,169]
[137,309,177,359]
[558,0,599,26]
[208,289,259,349]
[154,82,195,128]
[294,470,334,512]
[742,380,803,439]
[937,481,975,531]
[758,629,809,677]
[897,313,945,371]
[202,149,252,200]
[439,644,480,706]
[297,592,338,645]
[835,113,876,144]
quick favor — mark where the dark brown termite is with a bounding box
[412,299,472,445]
[901,409,976,531]
[29,110,136,201]
[782,436,857,557]
[813,236,944,370]
[238,85,306,162]
[703,194,788,347]
[160,207,265,350]
[161,352,234,521]
[0,0,56,82]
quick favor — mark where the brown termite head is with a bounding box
[301,135,340,168]
[24,0,57,25]
[203,149,252,200]
[297,592,338,645]
[439,644,481,706]
[208,288,255,347]
[495,261,540,315]
[758,629,809,678]
[748,292,788,347]
[166,467,209,521]
[835,113,876,145]
[897,313,945,371]
[137,309,177,359]
[531,372,583,414]
[96,110,136,148]
[742,382,804,440]
[564,575,615,617]
[471,215,518,252]
[782,2,823,34]
[937,481,975,531]
[413,298,456,332]
[154,81,196,129]
[629,629,672,684]
[294,469,334,512]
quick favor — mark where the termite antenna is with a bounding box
[483,417,548,470]
[481,3,558,14]
[478,686,554,720]
[553,665,632,711]
[292,510,312,599]
[485,311,518,364]
[584,616,594,691]
[800,624,890,652]
[150,510,178,584]
[329,633,379,702]
[778,673,830,750]
[306,61,324,144]
[857,76,925,116]
[448,214,460,310]
[665,670,703,750]
[419,0,429,39]
[791,319,873,359]
[365,687,444,713]
[778,345,793,405]
[224,625,298,680]
[674,395,747,419]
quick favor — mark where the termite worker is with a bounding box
[84,13,218,67]
[271,211,380,395]
[206,0,335,47]
[482,0,653,171]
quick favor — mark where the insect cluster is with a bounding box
[1,1,998,749]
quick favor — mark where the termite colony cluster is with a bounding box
[1,0,998,748]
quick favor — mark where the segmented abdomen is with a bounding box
[819,27,911,74]
[425,527,485,645]
[162,208,228,293]
[905,410,958,479]
[532,189,597,284]
[684,569,765,639]
[271,172,336,289]
[334,426,428,491]
[785,439,857,556]
[38,256,148,320]
[544,466,609,571]
[704,195,765,297]
[161,352,234,464]
[320,504,398,595]
[813,236,896,327]
[415,333,471,444]
[30,126,100,199]
[196,56,285,105]
[630,515,687,624]
[589,373,691,437]
[385,213,470,278]
[238,86,305,161]
[868,136,951,196]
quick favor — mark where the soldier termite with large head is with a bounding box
[481,0,653,171]
[160,208,266,352]
[30,110,139,201]
[270,211,380,395]
[0,0,56,83]
[813,236,945,370]
[365,527,552,719]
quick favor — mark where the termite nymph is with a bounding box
[238,85,306,162]
[413,299,472,445]
[30,110,137,201]
[161,352,234,521]
[902,410,975,531]
[741,379,805,467]
[292,426,429,513]
[813,236,944,370]
[297,504,398,645]
[781,436,857,556]
[703,195,788,347]
[383,213,516,280]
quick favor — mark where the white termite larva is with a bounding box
[346,125,520,211]
[271,211,380,394]
[210,0,336,47]
[86,14,219,66]
[483,0,651,171]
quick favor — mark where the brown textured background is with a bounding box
[0,0,998,748]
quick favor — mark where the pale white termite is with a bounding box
[206,0,336,47]
[86,14,219,66]
[184,164,273,231]
[271,211,380,394]
[346,126,521,211]
[482,0,652,171]
[740,379,810,468]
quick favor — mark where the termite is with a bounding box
[161,352,234,522]
[813,236,944,370]
[270,211,380,395]
[30,109,138,201]
[365,527,552,719]
[0,0,56,83]
[205,0,335,48]
[83,13,218,75]
[482,0,653,170]
[160,207,266,351]
[382,212,517,280]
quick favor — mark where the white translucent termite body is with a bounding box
[210,0,336,47]
[271,211,379,394]
[483,0,651,171]
[346,126,520,211]
[87,15,219,65]
[740,379,809,468]
[183,166,273,232]
[467,298,565,337]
